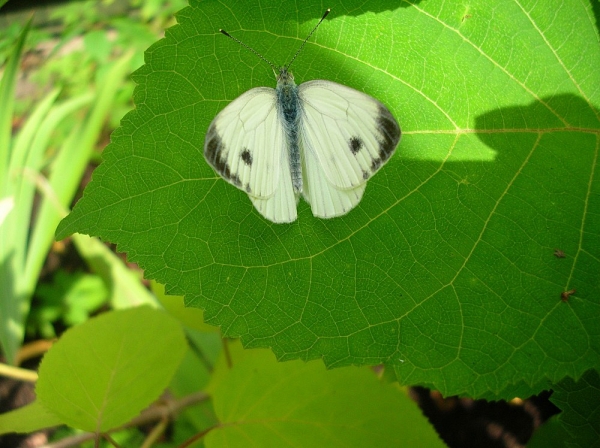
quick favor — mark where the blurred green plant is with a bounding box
[0,1,190,369]
[1,0,185,129]
[0,20,134,364]
[27,270,108,339]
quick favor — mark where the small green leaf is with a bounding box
[207,342,445,447]
[36,306,187,432]
[0,400,62,435]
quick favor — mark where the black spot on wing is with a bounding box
[362,170,370,180]
[349,136,363,155]
[241,148,252,166]
[204,125,241,187]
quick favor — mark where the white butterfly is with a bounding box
[204,10,401,223]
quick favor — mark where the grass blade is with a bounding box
[0,18,30,177]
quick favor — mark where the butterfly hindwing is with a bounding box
[204,87,298,223]
[249,160,298,223]
[302,143,366,218]
[299,80,401,191]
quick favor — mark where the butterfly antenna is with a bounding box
[219,29,278,72]
[286,8,330,70]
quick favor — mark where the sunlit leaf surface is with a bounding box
[57,0,599,405]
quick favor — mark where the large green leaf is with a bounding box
[56,0,599,401]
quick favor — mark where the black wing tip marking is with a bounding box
[370,105,401,172]
[204,125,242,187]
[377,105,401,159]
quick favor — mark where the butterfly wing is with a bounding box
[204,87,298,222]
[248,178,297,222]
[302,147,367,219]
[299,80,401,218]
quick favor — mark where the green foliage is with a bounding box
[36,307,187,432]
[0,401,62,435]
[0,307,187,436]
[206,341,445,446]
[71,233,160,310]
[550,369,600,447]
[28,270,108,339]
[1,308,440,446]
[0,22,37,67]
[0,0,176,366]
[0,20,36,364]
[152,280,215,332]
[527,416,571,448]
[0,28,132,363]
[0,0,596,445]
[58,0,599,394]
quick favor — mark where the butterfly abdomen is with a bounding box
[276,71,303,194]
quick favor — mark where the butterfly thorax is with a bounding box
[276,68,303,194]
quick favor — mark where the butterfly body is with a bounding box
[276,69,303,194]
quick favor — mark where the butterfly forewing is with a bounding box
[204,87,299,223]
[299,80,401,190]
[204,87,284,199]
